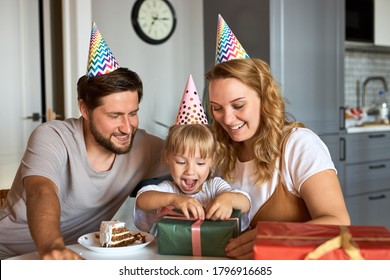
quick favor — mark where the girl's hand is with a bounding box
[172,195,205,220]
[205,192,233,220]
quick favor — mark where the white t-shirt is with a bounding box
[133,177,251,233]
[230,128,336,224]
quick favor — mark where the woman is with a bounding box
[205,58,350,259]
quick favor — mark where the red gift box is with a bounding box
[254,222,390,260]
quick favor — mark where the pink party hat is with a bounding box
[215,14,250,64]
[175,75,208,125]
[86,22,119,77]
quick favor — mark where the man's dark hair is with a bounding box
[77,67,143,111]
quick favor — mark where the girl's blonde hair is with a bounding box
[164,124,216,171]
[205,58,304,186]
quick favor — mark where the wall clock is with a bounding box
[131,0,177,45]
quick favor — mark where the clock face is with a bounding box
[131,0,176,44]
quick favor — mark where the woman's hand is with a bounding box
[225,228,257,259]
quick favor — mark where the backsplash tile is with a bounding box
[345,50,390,109]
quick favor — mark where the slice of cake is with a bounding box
[99,220,145,247]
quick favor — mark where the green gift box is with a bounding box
[156,209,241,257]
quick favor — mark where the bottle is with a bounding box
[377,91,389,124]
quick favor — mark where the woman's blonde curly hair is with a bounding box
[205,58,304,186]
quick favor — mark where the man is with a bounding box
[0,23,168,259]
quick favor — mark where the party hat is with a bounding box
[86,22,119,77]
[215,14,250,64]
[175,75,208,125]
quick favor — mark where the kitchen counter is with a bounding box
[346,125,390,134]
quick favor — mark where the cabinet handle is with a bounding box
[368,134,386,138]
[339,106,346,130]
[368,164,386,169]
[368,194,386,200]
[339,137,346,161]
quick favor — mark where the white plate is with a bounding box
[77,231,154,254]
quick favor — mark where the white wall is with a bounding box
[63,0,204,138]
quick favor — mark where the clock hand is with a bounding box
[154,17,170,21]
[149,17,157,33]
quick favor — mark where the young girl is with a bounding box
[133,76,251,233]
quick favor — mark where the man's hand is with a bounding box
[25,176,80,260]
[41,247,84,260]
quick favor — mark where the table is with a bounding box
[6,197,228,260]
[6,240,226,260]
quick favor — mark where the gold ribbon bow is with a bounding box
[304,226,364,260]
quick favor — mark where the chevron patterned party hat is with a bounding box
[175,75,208,125]
[215,14,250,64]
[86,22,119,77]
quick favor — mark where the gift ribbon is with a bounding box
[157,206,238,256]
[256,225,390,260]
[157,206,204,255]
[191,220,204,256]
[157,206,186,218]
[304,226,364,260]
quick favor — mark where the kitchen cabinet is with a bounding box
[271,0,346,184]
[345,131,390,164]
[270,0,344,135]
[344,131,390,229]
[320,134,345,191]
[346,190,390,229]
[374,0,390,47]
[345,0,390,49]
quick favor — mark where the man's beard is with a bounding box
[90,119,135,154]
